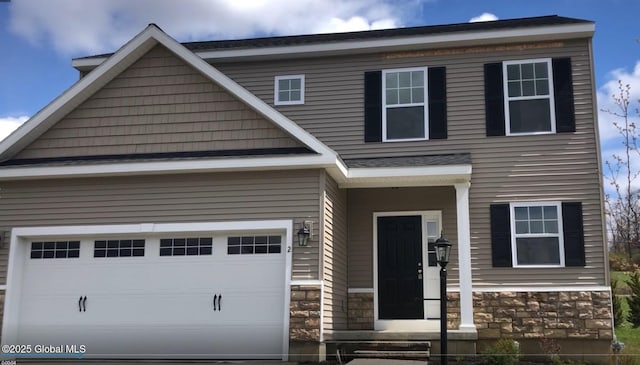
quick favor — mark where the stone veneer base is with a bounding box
[336,290,613,363]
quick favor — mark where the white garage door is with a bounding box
[7,225,289,360]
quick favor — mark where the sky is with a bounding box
[0,0,639,189]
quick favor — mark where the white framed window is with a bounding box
[510,202,564,267]
[503,59,556,135]
[382,67,428,141]
[227,235,282,255]
[274,75,305,105]
[159,237,213,256]
[31,241,80,259]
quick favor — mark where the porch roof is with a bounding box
[330,153,472,189]
[343,153,471,168]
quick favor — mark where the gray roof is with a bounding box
[76,15,592,60]
[344,153,471,168]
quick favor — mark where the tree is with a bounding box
[611,278,626,326]
[626,272,640,327]
[603,81,640,259]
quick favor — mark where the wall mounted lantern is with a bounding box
[297,221,312,246]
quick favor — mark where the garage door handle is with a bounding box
[78,296,87,312]
[218,294,222,311]
[213,294,217,311]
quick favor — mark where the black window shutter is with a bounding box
[490,204,512,267]
[562,202,585,266]
[364,71,382,142]
[428,67,447,139]
[552,58,576,133]
[484,63,505,136]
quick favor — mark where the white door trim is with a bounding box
[2,220,293,360]
[372,211,442,331]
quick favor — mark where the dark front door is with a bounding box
[377,215,424,319]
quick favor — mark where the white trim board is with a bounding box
[469,286,610,292]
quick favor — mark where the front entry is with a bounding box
[377,215,423,319]
[374,212,441,330]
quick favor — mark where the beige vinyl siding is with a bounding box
[216,39,606,287]
[14,45,303,160]
[0,169,322,283]
[322,172,348,330]
[347,186,458,288]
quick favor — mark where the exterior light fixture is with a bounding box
[297,221,312,246]
[434,232,452,365]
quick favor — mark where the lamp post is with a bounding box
[435,233,452,365]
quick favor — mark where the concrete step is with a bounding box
[330,340,430,362]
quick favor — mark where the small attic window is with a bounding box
[275,75,305,105]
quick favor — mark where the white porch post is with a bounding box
[455,182,475,331]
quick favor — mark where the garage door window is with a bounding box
[94,239,145,257]
[160,238,213,256]
[31,241,80,259]
[227,235,281,255]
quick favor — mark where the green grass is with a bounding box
[614,326,640,364]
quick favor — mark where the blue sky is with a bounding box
[0,0,639,177]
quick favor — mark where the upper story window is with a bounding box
[485,57,575,137]
[383,68,428,141]
[504,59,555,134]
[364,67,447,143]
[274,75,304,105]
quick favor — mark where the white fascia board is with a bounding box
[0,27,161,161]
[348,164,472,179]
[338,164,472,188]
[0,154,335,181]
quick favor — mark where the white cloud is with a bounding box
[597,61,640,146]
[0,116,29,142]
[597,61,640,195]
[469,12,498,23]
[8,0,418,56]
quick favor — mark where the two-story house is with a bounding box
[0,15,612,362]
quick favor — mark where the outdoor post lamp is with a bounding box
[297,221,312,246]
[434,233,452,365]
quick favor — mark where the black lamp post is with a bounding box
[435,233,452,365]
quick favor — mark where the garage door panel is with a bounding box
[15,230,288,359]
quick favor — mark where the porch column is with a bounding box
[455,182,475,331]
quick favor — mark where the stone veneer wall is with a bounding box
[448,291,613,340]
[347,292,374,329]
[346,290,613,341]
[290,285,322,341]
